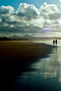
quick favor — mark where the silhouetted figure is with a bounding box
[53,39,57,46]
[53,40,55,45]
[56,39,57,45]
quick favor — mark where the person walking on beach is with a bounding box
[53,39,57,45]
[56,39,57,45]
[53,40,55,45]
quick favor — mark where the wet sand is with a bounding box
[0,41,53,91]
[0,41,53,62]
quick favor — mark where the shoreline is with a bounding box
[0,41,53,62]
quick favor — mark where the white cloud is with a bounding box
[40,2,60,20]
[40,2,59,14]
[40,2,61,32]
[18,3,40,15]
[0,3,61,37]
[59,0,61,2]
[0,6,14,16]
[0,3,44,33]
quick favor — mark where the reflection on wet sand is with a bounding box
[16,46,61,91]
[30,46,61,82]
[40,47,59,78]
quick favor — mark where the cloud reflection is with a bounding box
[19,46,61,84]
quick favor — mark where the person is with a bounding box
[53,40,55,45]
[56,39,57,45]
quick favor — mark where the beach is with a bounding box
[0,41,53,62]
[0,40,53,90]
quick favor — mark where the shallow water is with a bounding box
[33,39,61,46]
[11,42,61,91]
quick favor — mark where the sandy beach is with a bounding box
[0,40,54,90]
[0,41,53,62]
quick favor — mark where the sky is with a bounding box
[0,0,60,9]
[0,0,61,37]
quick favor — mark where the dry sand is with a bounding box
[0,41,53,62]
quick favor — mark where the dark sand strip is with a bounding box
[0,41,53,62]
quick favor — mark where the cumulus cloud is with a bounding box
[40,2,61,32]
[0,6,14,16]
[0,3,61,37]
[0,3,44,34]
[40,2,60,20]
[40,3,59,14]
[59,0,61,2]
[18,3,40,16]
